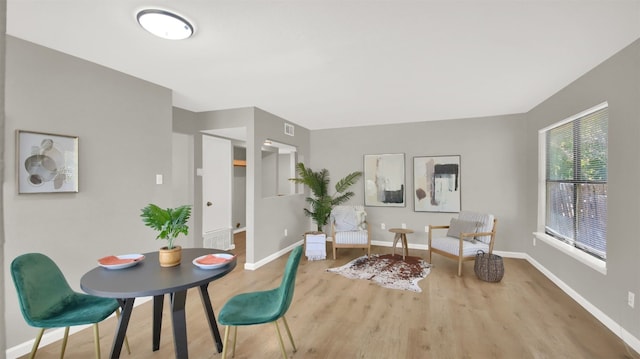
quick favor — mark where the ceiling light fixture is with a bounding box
[136,9,194,40]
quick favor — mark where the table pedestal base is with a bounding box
[389,228,414,260]
[110,286,224,359]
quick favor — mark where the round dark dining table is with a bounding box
[81,248,236,359]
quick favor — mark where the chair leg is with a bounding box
[273,321,288,359]
[114,308,131,354]
[232,326,238,357]
[333,245,337,260]
[457,257,463,276]
[59,326,70,359]
[93,323,101,359]
[29,328,46,359]
[281,316,297,353]
[221,326,230,359]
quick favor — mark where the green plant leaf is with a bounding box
[335,171,362,193]
[141,204,192,249]
[290,164,361,231]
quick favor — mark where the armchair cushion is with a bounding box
[332,206,366,231]
[446,218,479,241]
[458,211,495,244]
[354,209,367,230]
[335,230,368,245]
[431,236,490,257]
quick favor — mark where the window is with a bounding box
[541,102,608,261]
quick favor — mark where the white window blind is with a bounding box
[544,103,608,260]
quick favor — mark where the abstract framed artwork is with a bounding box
[17,130,79,194]
[364,153,405,207]
[413,155,460,212]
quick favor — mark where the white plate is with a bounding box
[193,253,235,269]
[98,254,145,270]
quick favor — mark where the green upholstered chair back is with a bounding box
[276,246,303,317]
[11,253,76,327]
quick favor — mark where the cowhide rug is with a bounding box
[326,254,430,292]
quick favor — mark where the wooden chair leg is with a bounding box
[93,323,101,359]
[333,244,337,259]
[273,321,288,359]
[58,327,70,359]
[29,328,46,359]
[457,257,463,276]
[281,316,297,352]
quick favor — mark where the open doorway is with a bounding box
[232,145,247,234]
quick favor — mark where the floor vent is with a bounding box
[203,228,232,250]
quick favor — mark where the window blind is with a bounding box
[545,105,608,259]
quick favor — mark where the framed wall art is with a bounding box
[413,155,460,212]
[17,130,79,194]
[364,153,405,207]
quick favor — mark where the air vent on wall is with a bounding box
[284,123,295,136]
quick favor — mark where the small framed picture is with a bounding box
[17,130,79,194]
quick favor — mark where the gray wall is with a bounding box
[3,36,174,348]
[523,39,640,339]
[252,108,310,264]
[311,114,528,250]
[1,0,7,354]
[173,107,311,265]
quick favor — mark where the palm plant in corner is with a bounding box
[290,163,362,233]
[141,204,192,267]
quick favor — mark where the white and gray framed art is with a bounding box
[364,153,405,207]
[17,130,79,194]
[413,155,460,212]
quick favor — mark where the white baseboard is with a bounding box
[244,240,304,270]
[6,296,153,359]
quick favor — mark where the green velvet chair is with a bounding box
[218,246,303,359]
[11,252,128,359]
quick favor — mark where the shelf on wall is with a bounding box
[233,160,246,167]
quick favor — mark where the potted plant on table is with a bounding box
[290,163,362,233]
[140,203,192,267]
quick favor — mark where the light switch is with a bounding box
[156,174,163,185]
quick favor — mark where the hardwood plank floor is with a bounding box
[23,232,639,358]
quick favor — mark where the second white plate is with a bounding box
[193,253,235,269]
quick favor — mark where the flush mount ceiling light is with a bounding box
[136,9,194,40]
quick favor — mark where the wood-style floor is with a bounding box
[23,232,639,358]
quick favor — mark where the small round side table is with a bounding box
[389,228,414,260]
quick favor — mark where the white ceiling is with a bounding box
[6,1,640,130]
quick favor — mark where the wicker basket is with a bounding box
[474,250,504,282]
